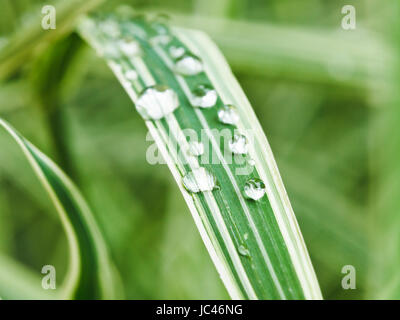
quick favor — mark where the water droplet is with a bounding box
[169,46,185,59]
[100,19,120,38]
[100,43,122,59]
[136,85,179,120]
[187,141,204,156]
[218,105,239,125]
[248,159,255,166]
[152,21,169,35]
[182,167,217,193]
[124,70,138,81]
[119,39,140,56]
[244,178,266,200]
[238,245,250,257]
[150,34,172,46]
[175,54,203,76]
[124,22,148,39]
[229,134,248,155]
[244,233,249,240]
[192,84,218,108]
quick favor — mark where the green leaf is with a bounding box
[78,14,322,300]
[0,118,118,299]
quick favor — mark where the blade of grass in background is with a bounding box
[368,0,400,299]
[78,13,322,299]
[0,118,118,299]
[0,0,104,81]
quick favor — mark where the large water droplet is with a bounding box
[169,46,185,59]
[182,167,217,193]
[192,84,218,108]
[238,245,250,257]
[119,38,140,56]
[229,134,248,155]
[244,178,266,200]
[187,141,204,156]
[136,85,179,120]
[175,54,203,76]
[218,105,239,125]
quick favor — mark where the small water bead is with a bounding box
[124,69,138,81]
[248,159,256,166]
[244,233,249,240]
[136,85,179,120]
[244,178,266,201]
[123,22,148,39]
[100,43,122,60]
[150,18,172,45]
[99,19,121,38]
[218,105,239,125]
[192,84,218,108]
[229,134,248,155]
[150,34,172,46]
[182,167,217,193]
[187,141,204,156]
[238,245,250,257]
[151,20,170,35]
[175,53,203,76]
[119,38,140,56]
[169,46,185,59]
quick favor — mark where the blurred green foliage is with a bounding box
[0,0,397,299]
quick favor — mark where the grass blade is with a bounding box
[78,14,322,299]
[0,118,118,299]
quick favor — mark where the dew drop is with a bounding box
[119,39,140,56]
[100,43,122,59]
[187,141,204,156]
[150,17,172,44]
[124,69,138,81]
[238,245,250,257]
[244,233,249,240]
[150,34,172,46]
[229,134,248,155]
[182,167,217,193]
[136,85,179,120]
[218,104,239,125]
[248,159,256,166]
[152,21,169,35]
[99,19,120,38]
[244,178,266,201]
[169,46,185,59]
[124,22,148,39]
[192,84,218,108]
[175,54,203,76]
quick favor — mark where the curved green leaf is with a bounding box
[78,14,322,300]
[0,118,118,299]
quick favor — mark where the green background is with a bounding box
[0,0,398,299]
